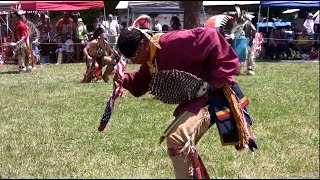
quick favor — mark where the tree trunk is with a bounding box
[179,1,203,29]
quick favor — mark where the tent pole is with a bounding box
[0,23,5,67]
[127,8,130,26]
[0,23,3,60]
[103,5,107,22]
[47,11,50,24]
[6,14,9,35]
[257,5,261,32]
[266,6,269,33]
[202,5,207,24]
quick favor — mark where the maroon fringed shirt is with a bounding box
[122,27,240,117]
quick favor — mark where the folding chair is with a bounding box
[64,39,76,63]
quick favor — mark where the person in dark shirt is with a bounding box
[269,27,292,60]
[170,16,182,31]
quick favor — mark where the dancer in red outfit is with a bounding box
[10,10,32,73]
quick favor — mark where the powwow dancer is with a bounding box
[24,16,40,69]
[10,10,32,73]
[244,32,264,75]
[81,32,117,83]
[104,15,258,178]
[204,6,259,75]
[242,13,258,75]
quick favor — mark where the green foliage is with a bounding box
[0,62,319,178]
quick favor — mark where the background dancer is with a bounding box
[10,10,32,73]
[81,30,117,83]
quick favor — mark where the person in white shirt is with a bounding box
[56,35,74,64]
[303,13,315,34]
[153,18,162,32]
[103,14,119,50]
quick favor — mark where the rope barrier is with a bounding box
[0,42,118,48]
[262,37,319,43]
[0,37,319,49]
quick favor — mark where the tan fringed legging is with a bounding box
[166,107,212,179]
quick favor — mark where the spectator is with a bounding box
[76,18,88,61]
[293,12,305,33]
[170,16,182,31]
[153,18,162,32]
[269,27,292,60]
[71,11,80,23]
[37,13,51,65]
[23,14,39,69]
[314,15,319,41]
[56,34,74,64]
[303,13,315,34]
[93,17,101,30]
[162,24,169,32]
[119,21,127,33]
[103,14,119,50]
[55,11,76,43]
[76,18,88,44]
[295,27,312,59]
[93,13,104,30]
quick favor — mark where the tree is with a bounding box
[104,1,120,15]
[179,1,203,29]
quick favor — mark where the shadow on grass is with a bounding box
[256,59,282,62]
[0,70,20,74]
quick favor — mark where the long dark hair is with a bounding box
[171,16,181,30]
[91,27,105,41]
[10,11,22,20]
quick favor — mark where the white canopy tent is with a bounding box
[202,1,261,23]
[0,1,19,32]
[0,1,19,11]
[116,1,206,27]
[202,1,260,6]
[116,1,180,10]
[0,1,19,66]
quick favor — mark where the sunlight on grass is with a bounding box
[0,62,319,178]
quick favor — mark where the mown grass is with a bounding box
[0,62,319,179]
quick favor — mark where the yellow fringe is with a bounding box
[222,83,248,149]
[147,33,164,75]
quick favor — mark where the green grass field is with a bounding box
[0,62,319,179]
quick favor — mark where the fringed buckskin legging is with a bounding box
[167,107,212,179]
[17,44,31,68]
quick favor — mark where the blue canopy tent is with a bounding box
[260,1,319,8]
[258,1,320,32]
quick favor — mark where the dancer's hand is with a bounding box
[111,53,120,63]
